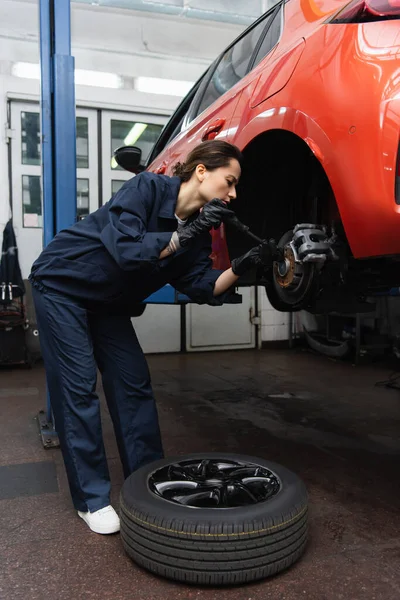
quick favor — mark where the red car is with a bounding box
[117,0,400,313]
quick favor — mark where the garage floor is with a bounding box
[0,348,399,600]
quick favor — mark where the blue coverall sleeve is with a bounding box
[170,239,234,306]
[100,176,172,270]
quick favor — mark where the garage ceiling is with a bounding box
[72,0,274,25]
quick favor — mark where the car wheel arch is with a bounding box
[227,129,343,260]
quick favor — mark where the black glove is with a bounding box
[231,240,282,276]
[260,238,283,264]
[231,245,264,276]
[176,198,235,248]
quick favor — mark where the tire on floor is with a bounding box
[120,452,308,586]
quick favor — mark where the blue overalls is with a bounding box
[30,172,232,512]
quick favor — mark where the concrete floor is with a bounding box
[0,348,399,600]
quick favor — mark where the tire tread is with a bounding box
[120,454,308,585]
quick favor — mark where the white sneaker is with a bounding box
[78,505,120,534]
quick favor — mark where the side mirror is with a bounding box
[113,146,145,174]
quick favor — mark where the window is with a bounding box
[110,120,163,171]
[77,179,89,219]
[22,175,42,227]
[194,15,272,118]
[76,117,89,168]
[21,113,91,168]
[111,180,125,196]
[252,8,282,69]
[21,112,40,165]
[146,76,204,165]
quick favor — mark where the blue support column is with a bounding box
[53,0,77,234]
[38,0,76,447]
[39,0,54,248]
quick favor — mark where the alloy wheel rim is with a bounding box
[149,459,281,508]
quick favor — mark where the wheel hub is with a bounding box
[149,459,281,508]
[277,258,290,277]
[274,245,300,289]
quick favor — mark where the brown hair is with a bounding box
[172,140,243,182]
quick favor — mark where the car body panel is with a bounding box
[250,39,306,108]
[148,0,400,264]
[229,21,400,258]
[166,88,241,168]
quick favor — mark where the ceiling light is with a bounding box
[11,62,40,79]
[75,69,122,89]
[12,62,122,89]
[135,77,194,97]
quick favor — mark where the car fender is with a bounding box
[233,106,349,239]
[235,105,338,185]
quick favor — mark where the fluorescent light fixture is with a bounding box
[11,62,40,79]
[136,77,194,97]
[124,123,148,146]
[75,69,122,89]
[12,62,122,89]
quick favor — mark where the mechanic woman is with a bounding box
[29,140,267,535]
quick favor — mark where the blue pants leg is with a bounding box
[32,287,111,512]
[88,313,164,479]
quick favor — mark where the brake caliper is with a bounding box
[290,224,337,267]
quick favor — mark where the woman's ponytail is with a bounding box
[172,162,188,180]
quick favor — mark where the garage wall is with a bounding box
[0,0,244,236]
[0,0,289,347]
[261,290,289,342]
